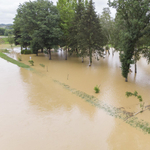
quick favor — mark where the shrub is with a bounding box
[21,49,32,54]
[126,91,144,112]
[105,45,110,50]
[94,85,100,93]
[28,60,34,66]
[18,57,22,61]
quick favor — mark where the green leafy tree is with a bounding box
[8,34,14,50]
[99,8,114,47]
[57,0,76,60]
[109,0,150,82]
[78,0,104,66]
[13,0,62,59]
[0,28,5,35]
[68,0,86,61]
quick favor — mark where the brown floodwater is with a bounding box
[0,46,150,150]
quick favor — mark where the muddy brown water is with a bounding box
[0,46,150,150]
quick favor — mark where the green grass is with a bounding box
[0,38,8,44]
[0,52,31,68]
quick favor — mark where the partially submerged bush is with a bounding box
[94,85,100,93]
[126,91,144,112]
[18,57,22,61]
[21,49,32,54]
[29,60,34,66]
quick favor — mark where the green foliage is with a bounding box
[13,0,62,56]
[0,52,30,68]
[21,49,32,54]
[109,0,150,81]
[8,34,14,49]
[0,38,9,44]
[17,57,22,61]
[0,28,5,35]
[99,8,114,46]
[28,60,34,66]
[4,29,13,36]
[126,91,144,112]
[39,64,45,68]
[94,85,100,93]
[77,0,105,65]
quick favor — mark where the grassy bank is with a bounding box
[0,52,31,68]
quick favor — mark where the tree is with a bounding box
[109,0,150,82]
[57,0,76,60]
[99,8,114,47]
[13,0,62,59]
[8,34,14,50]
[77,0,104,66]
[68,0,86,61]
[0,28,5,35]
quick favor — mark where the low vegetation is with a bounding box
[21,49,32,54]
[126,91,144,112]
[94,85,100,93]
[28,60,34,66]
[39,64,45,68]
[0,52,30,68]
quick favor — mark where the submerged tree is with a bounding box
[78,0,104,66]
[13,0,62,59]
[99,8,114,48]
[57,0,76,60]
[109,0,150,82]
[68,0,86,61]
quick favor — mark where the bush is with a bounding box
[18,57,22,61]
[94,85,100,93]
[21,49,32,54]
[28,60,34,66]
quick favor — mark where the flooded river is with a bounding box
[0,45,150,150]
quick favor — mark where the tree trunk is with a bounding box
[89,48,92,66]
[82,57,84,63]
[76,48,78,54]
[65,48,68,60]
[125,77,128,82]
[89,56,91,66]
[41,48,43,53]
[36,52,38,56]
[135,61,137,74]
[49,49,51,60]
[21,46,23,51]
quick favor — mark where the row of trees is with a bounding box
[0,28,13,36]
[13,0,105,65]
[13,0,150,82]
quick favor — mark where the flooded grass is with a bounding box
[0,52,31,69]
[53,79,150,135]
[0,49,10,53]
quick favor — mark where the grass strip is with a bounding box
[0,52,31,69]
[53,79,150,135]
